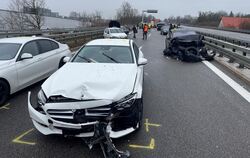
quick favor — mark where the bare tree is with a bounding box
[78,10,107,27]
[22,0,45,30]
[116,2,141,25]
[2,0,26,30]
[3,0,45,30]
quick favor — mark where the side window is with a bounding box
[133,43,139,62]
[20,41,39,56]
[37,40,53,54]
[50,41,59,50]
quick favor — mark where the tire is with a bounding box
[0,80,10,106]
[136,98,143,130]
[177,51,184,61]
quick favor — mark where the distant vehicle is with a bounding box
[0,37,71,105]
[109,20,121,28]
[163,29,215,62]
[28,39,148,139]
[156,22,166,31]
[103,27,128,39]
[121,26,130,35]
[160,25,170,35]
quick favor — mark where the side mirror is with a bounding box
[138,58,148,66]
[20,53,33,60]
[63,56,70,63]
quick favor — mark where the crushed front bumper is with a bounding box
[27,92,136,138]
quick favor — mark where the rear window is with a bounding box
[50,41,59,50]
[110,29,123,33]
[73,45,134,64]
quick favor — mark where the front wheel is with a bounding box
[135,98,143,130]
[0,80,9,106]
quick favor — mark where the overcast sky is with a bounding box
[1,0,250,19]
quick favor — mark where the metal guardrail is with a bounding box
[0,27,105,49]
[196,31,250,48]
[47,29,105,48]
[0,27,105,38]
[203,36,250,68]
[184,25,250,34]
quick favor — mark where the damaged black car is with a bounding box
[163,29,215,62]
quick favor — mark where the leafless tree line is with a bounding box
[1,0,45,30]
[116,2,141,25]
[1,0,142,30]
[69,11,108,27]
[166,11,250,30]
[69,2,142,27]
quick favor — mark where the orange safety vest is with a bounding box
[144,26,148,32]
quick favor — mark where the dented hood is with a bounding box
[42,62,137,101]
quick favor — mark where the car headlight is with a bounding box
[37,90,47,107]
[115,93,137,110]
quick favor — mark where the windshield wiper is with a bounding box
[77,55,95,63]
[102,52,119,63]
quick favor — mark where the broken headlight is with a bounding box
[115,93,137,110]
[37,90,47,107]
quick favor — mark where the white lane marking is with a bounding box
[139,46,143,51]
[202,61,250,103]
[148,33,151,38]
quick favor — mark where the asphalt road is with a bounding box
[0,29,250,158]
[184,26,250,42]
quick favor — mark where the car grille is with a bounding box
[47,105,111,124]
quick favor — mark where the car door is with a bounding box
[15,40,42,90]
[37,39,60,76]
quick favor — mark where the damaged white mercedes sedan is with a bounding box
[28,39,147,138]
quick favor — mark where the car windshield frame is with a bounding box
[0,43,22,60]
[72,45,135,64]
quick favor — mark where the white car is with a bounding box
[0,37,71,105]
[28,39,147,138]
[103,27,128,39]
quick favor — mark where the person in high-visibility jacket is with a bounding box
[143,24,149,40]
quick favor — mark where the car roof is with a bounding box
[86,39,130,47]
[107,27,121,30]
[172,29,197,38]
[0,36,54,44]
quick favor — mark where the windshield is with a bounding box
[0,43,21,60]
[162,26,169,30]
[110,29,123,33]
[72,45,134,63]
[173,30,197,38]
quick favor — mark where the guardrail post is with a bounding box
[228,57,235,63]
[239,63,245,68]
[218,52,223,57]
[74,34,77,46]
[90,32,93,40]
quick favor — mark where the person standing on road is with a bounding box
[168,23,174,38]
[143,24,149,40]
[132,25,138,38]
